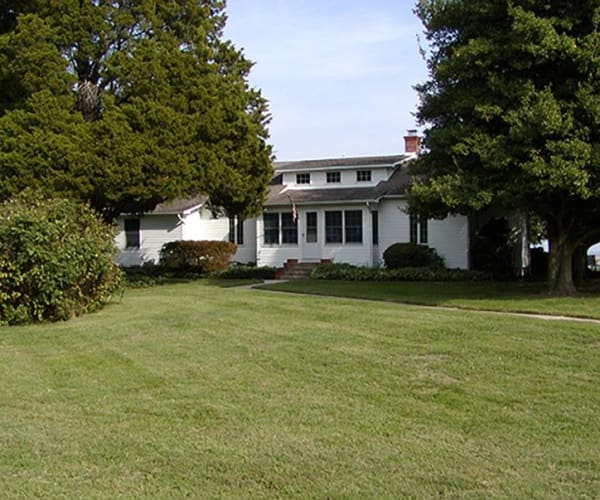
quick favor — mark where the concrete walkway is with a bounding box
[238,280,600,326]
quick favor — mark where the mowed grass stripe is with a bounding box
[0,282,598,498]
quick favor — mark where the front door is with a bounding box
[302,211,320,261]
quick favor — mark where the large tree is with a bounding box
[410,0,600,295]
[0,0,272,221]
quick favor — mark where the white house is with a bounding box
[116,133,470,270]
[115,195,256,267]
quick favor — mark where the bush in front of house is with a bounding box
[159,240,237,274]
[383,243,445,269]
[216,263,277,280]
[0,193,124,326]
[310,262,490,281]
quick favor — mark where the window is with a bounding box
[325,211,343,243]
[124,218,140,248]
[228,216,235,243]
[325,210,363,244]
[410,214,418,244]
[327,171,341,183]
[264,213,279,244]
[263,212,297,245]
[237,218,244,245]
[296,173,310,184]
[344,210,363,243]
[306,212,317,243]
[356,170,372,182]
[372,210,379,245]
[281,212,298,244]
[229,217,244,245]
[410,214,428,244]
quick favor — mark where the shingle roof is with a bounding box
[265,185,378,206]
[274,154,410,172]
[373,163,413,197]
[265,162,414,206]
[152,195,208,214]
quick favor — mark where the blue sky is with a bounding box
[224,0,427,161]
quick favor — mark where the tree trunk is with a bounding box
[547,230,577,296]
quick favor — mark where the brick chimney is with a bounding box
[404,129,420,154]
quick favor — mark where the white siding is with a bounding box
[232,218,257,264]
[178,209,256,264]
[181,207,229,241]
[377,199,469,269]
[116,214,182,266]
[257,204,374,267]
[282,167,390,188]
[427,216,469,269]
[377,200,411,264]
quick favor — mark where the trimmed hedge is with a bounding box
[159,240,237,274]
[217,264,277,280]
[0,193,124,325]
[383,243,445,269]
[310,262,491,281]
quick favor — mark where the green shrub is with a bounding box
[159,240,237,274]
[310,263,490,282]
[310,263,378,280]
[0,193,124,325]
[383,243,445,269]
[217,263,277,280]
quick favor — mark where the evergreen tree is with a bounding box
[411,0,600,295]
[0,0,272,221]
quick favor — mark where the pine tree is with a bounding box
[0,0,272,222]
[411,0,600,295]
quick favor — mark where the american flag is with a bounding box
[288,194,297,223]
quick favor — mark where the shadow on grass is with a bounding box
[254,279,600,319]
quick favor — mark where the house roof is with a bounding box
[151,194,208,214]
[265,162,414,207]
[274,154,410,172]
[265,185,378,206]
[373,163,413,198]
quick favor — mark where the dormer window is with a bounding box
[296,173,310,184]
[356,170,371,182]
[327,171,341,183]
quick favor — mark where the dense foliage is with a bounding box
[159,240,237,275]
[0,193,123,325]
[0,1,272,221]
[310,263,489,282]
[411,0,600,294]
[470,218,514,278]
[383,243,444,269]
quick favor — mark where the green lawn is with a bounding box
[257,279,600,319]
[1,282,599,497]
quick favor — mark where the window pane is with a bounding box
[264,213,279,244]
[356,170,372,182]
[345,210,363,243]
[296,173,310,184]
[124,218,140,248]
[237,218,244,245]
[409,214,418,244]
[327,171,341,183]
[228,217,235,243]
[372,210,379,245]
[306,212,317,243]
[281,212,298,244]
[325,211,343,243]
